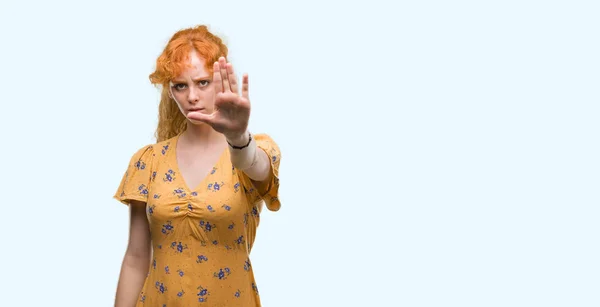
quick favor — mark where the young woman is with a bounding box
[112,25,281,307]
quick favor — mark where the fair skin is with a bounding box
[114,51,272,307]
[114,201,151,307]
[169,51,272,187]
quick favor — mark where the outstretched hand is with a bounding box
[187,57,250,140]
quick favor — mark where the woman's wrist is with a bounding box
[226,131,251,148]
[227,131,258,170]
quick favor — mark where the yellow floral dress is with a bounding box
[113,132,281,306]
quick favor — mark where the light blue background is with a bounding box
[0,0,598,306]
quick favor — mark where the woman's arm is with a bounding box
[114,200,151,307]
[227,132,272,183]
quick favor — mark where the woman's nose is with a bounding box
[187,87,200,103]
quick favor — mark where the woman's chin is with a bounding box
[188,118,205,125]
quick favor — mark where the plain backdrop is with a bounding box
[0,0,598,306]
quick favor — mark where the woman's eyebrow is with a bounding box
[192,76,212,81]
[172,76,212,83]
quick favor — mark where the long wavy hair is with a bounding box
[149,25,229,142]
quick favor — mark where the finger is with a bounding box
[219,57,230,92]
[241,73,249,99]
[227,63,239,94]
[213,62,223,93]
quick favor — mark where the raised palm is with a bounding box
[187,57,251,140]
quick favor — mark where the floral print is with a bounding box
[114,133,281,306]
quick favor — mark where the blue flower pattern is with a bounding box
[113,134,281,306]
[163,169,176,182]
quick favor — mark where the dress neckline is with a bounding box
[168,132,229,193]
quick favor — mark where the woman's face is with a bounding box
[169,50,215,122]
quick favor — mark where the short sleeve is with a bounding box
[239,133,282,212]
[113,144,155,205]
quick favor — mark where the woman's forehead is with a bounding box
[172,52,211,81]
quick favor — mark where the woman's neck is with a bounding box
[180,122,226,148]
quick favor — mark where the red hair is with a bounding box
[149,25,229,142]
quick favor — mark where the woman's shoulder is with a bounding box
[252,132,274,140]
[149,135,178,157]
[128,135,178,162]
[252,132,281,155]
[252,132,279,147]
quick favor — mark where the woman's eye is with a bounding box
[199,80,210,87]
[173,84,186,91]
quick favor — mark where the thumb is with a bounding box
[187,111,216,125]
